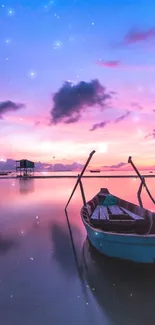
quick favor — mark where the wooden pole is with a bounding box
[128,156,144,183]
[128,156,155,205]
[137,178,144,208]
[65,150,95,210]
[78,175,87,206]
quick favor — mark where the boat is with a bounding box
[81,187,155,263]
[65,150,155,264]
[90,169,100,173]
[0,172,8,176]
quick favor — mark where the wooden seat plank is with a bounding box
[121,207,144,220]
[99,205,109,220]
[109,205,123,215]
[91,206,100,220]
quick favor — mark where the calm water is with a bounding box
[0,177,155,325]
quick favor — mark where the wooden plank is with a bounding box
[109,205,123,215]
[121,207,144,220]
[91,206,100,220]
[99,205,109,220]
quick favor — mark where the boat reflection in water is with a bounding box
[82,238,155,325]
[50,218,155,325]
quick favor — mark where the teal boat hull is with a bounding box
[83,219,155,264]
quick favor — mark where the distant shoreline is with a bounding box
[0,174,155,179]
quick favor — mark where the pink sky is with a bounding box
[1,1,155,170]
[0,88,155,170]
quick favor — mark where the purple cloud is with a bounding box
[131,102,143,110]
[65,115,81,124]
[90,120,110,131]
[96,60,121,68]
[145,129,155,139]
[123,28,155,45]
[90,109,131,132]
[115,110,130,123]
[50,80,112,124]
[103,162,127,168]
[0,101,25,118]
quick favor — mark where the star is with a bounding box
[8,8,15,16]
[53,40,62,49]
[133,116,140,123]
[5,39,11,44]
[54,13,60,18]
[29,70,36,78]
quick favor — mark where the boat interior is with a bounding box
[81,188,155,235]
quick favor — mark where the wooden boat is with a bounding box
[0,172,8,176]
[65,151,155,264]
[90,169,100,173]
[81,188,155,263]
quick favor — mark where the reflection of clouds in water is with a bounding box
[82,238,155,325]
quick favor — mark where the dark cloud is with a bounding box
[145,129,155,139]
[153,109,155,113]
[0,101,25,117]
[115,110,130,123]
[96,60,121,68]
[90,120,110,131]
[122,28,155,45]
[50,79,112,124]
[65,115,80,124]
[103,162,127,168]
[131,102,143,110]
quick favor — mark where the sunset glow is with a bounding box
[0,1,155,170]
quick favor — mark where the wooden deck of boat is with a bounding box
[91,204,144,221]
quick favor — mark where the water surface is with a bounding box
[0,177,155,325]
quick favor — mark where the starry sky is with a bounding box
[0,0,155,168]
